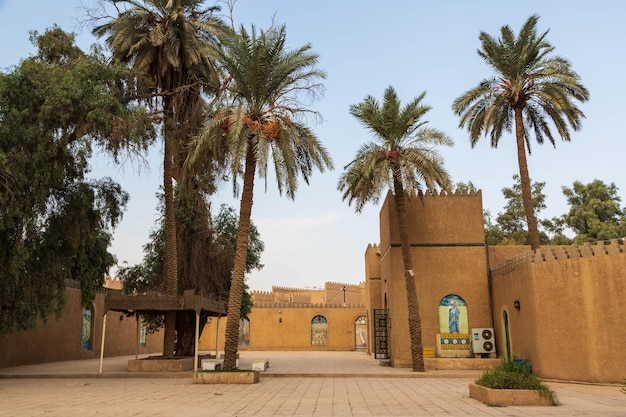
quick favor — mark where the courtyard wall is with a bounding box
[199,284,368,352]
[0,283,162,369]
[490,241,626,383]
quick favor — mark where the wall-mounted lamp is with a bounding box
[513,300,521,310]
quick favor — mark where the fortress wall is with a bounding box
[199,305,368,351]
[378,191,490,367]
[491,240,626,383]
[380,190,485,246]
[364,245,383,307]
[0,286,162,368]
[252,281,366,306]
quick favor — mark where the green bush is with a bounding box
[476,360,559,405]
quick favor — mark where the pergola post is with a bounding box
[194,311,200,373]
[98,312,107,374]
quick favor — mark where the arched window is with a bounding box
[311,315,328,345]
[81,305,94,350]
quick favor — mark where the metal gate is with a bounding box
[373,309,389,359]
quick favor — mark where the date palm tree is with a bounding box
[187,25,333,369]
[93,0,227,358]
[452,15,589,250]
[338,86,452,372]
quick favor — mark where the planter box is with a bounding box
[469,383,554,406]
[128,357,194,372]
[193,371,259,384]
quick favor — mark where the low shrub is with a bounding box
[476,359,558,405]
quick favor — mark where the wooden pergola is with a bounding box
[99,289,227,373]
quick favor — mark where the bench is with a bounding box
[201,359,223,371]
[251,359,270,371]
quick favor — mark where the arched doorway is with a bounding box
[354,315,367,351]
[503,309,512,360]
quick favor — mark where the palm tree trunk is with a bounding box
[514,108,541,250]
[392,171,425,372]
[223,145,256,369]
[162,116,178,359]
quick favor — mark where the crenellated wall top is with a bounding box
[325,282,361,290]
[415,189,482,198]
[491,240,625,276]
[253,302,366,309]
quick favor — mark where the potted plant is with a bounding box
[469,359,558,406]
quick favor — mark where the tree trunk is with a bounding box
[162,115,178,359]
[176,311,208,357]
[223,145,256,369]
[514,108,541,250]
[392,170,425,372]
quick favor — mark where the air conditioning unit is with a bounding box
[471,327,495,354]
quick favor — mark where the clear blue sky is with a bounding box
[1,1,624,291]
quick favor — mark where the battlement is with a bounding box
[325,282,361,290]
[250,290,274,303]
[491,240,625,276]
[253,302,366,309]
[379,189,485,246]
[416,189,482,198]
[250,281,366,306]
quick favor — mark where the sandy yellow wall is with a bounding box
[200,305,368,351]
[0,286,162,368]
[491,242,626,383]
[379,191,491,367]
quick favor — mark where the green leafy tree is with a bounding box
[338,86,453,372]
[484,210,506,246]
[213,204,264,320]
[0,28,153,335]
[93,0,228,357]
[453,181,478,194]
[187,25,333,369]
[453,15,589,250]
[496,175,552,245]
[559,180,626,243]
[474,175,556,245]
[120,201,262,355]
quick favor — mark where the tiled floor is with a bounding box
[1,351,624,416]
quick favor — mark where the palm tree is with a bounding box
[338,86,453,372]
[93,0,227,358]
[452,15,589,250]
[187,24,333,369]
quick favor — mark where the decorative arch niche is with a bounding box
[81,305,94,350]
[438,294,468,335]
[311,315,328,345]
